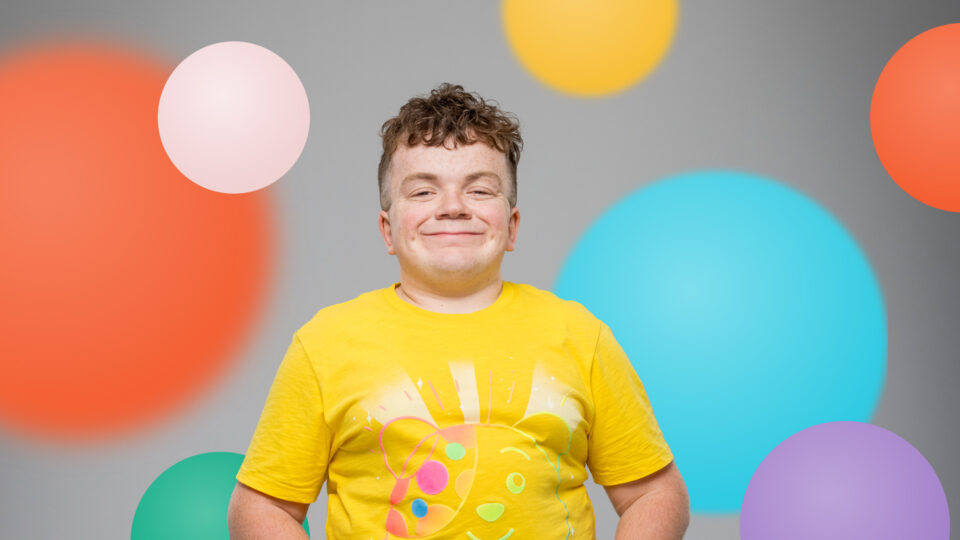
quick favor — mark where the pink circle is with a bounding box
[416,460,448,495]
[158,41,310,194]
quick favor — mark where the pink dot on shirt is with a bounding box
[416,460,448,495]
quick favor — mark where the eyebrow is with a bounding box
[399,171,502,189]
[499,447,530,460]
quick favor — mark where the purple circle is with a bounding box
[416,460,448,495]
[741,421,949,540]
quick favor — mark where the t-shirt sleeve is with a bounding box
[586,322,674,486]
[236,332,333,504]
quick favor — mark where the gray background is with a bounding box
[1,1,959,538]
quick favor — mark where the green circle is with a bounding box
[131,451,310,539]
[506,472,525,494]
[445,442,466,460]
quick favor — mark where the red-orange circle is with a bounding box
[0,41,277,441]
[870,23,960,212]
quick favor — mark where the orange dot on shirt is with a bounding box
[870,23,960,212]
[0,41,276,441]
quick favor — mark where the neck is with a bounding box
[395,273,504,314]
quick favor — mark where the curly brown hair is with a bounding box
[378,83,523,211]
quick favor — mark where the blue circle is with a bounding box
[411,498,428,518]
[554,170,886,513]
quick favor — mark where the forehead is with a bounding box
[388,141,509,188]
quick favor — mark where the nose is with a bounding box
[476,502,504,522]
[436,190,470,219]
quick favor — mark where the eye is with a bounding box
[506,472,525,494]
[412,190,431,196]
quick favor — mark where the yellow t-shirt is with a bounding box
[237,281,673,539]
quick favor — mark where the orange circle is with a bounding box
[870,23,960,212]
[0,41,277,440]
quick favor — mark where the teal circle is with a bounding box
[554,170,886,513]
[506,472,525,494]
[445,442,466,460]
[132,452,310,539]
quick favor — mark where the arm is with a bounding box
[227,481,311,540]
[604,461,690,540]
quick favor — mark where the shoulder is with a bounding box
[295,285,391,341]
[511,281,604,331]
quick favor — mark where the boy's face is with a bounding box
[378,140,519,288]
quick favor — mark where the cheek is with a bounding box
[399,212,426,239]
[482,208,510,230]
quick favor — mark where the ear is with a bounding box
[379,209,396,255]
[506,206,520,252]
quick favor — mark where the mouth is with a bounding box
[425,232,482,239]
[466,528,515,540]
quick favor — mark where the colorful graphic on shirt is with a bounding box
[360,361,588,539]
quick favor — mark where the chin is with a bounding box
[426,261,488,279]
[432,266,483,277]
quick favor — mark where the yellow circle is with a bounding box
[502,0,678,97]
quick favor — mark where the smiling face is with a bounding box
[379,417,576,538]
[378,139,520,290]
